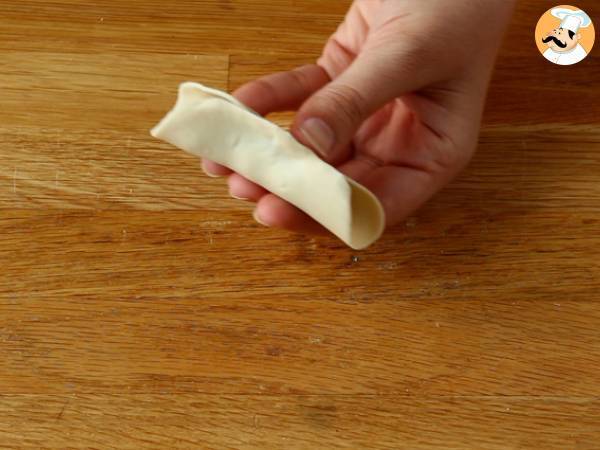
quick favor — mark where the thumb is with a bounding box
[292,50,426,162]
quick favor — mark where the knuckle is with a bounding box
[288,67,308,88]
[432,142,474,178]
[318,84,367,126]
[252,77,279,99]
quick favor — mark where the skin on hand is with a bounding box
[203,0,516,236]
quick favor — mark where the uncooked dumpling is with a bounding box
[151,82,385,249]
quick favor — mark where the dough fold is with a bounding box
[151,82,385,249]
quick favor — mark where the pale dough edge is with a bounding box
[151,82,385,250]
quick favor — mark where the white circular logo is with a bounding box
[535,5,595,66]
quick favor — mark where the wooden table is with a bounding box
[1,1,599,448]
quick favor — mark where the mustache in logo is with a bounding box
[542,35,567,48]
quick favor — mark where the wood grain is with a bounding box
[1,395,599,449]
[1,0,600,448]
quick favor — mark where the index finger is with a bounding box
[233,64,330,116]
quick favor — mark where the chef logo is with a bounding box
[535,5,595,65]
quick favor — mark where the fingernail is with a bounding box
[253,209,269,227]
[201,161,220,178]
[300,118,335,157]
[231,193,249,201]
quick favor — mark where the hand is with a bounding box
[202,0,515,235]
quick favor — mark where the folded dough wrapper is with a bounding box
[151,82,385,250]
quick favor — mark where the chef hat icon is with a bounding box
[551,7,592,33]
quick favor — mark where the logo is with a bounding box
[535,5,595,66]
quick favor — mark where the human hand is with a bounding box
[202,0,515,235]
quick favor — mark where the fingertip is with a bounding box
[227,173,268,202]
[253,208,269,227]
[254,194,328,235]
[202,159,232,177]
[233,64,330,117]
[296,117,336,159]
